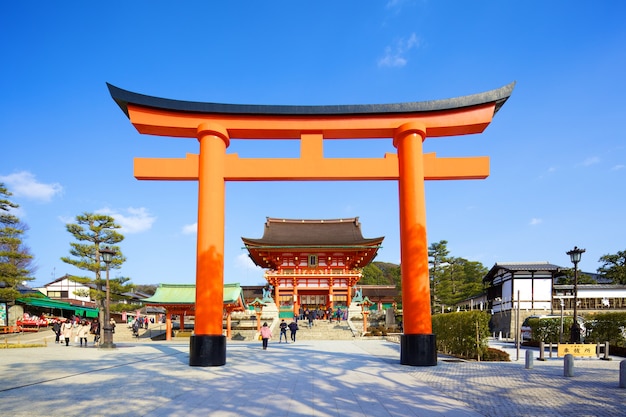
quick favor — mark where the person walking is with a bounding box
[78,320,90,347]
[288,320,299,343]
[132,318,140,337]
[52,320,61,343]
[61,319,73,346]
[279,319,288,343]
[260,322,272,350]
[90,318,101,346]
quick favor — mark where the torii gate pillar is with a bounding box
[107,82,514,367]
[189,123,230,366]
[395,123,436,365]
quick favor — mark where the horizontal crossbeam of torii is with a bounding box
[108,82,514,367]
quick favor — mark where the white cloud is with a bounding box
[386,0,403,9]
[529,218,542,226]
[611,164,625,171]
[182,223,197,235]
[58,215,74,225]
[581,156,600,166]
[378,33,421,68]
[0,171,63,202]
[97,207,156,234]
[235,253,262,272]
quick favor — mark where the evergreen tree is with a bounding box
[428,240,450,313]
[0,183,35,301]
[597,250,626,284]
[436,257,487,308]
[61,213,129,321]
[556,269,596,285]
[360,263,385,285]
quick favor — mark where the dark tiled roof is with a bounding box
[483,262,564,283]
[242,217,383,247]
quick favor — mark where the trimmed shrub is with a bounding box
[432,311,491,360]
[482,347,510,362]
[584,312,626,347]
[527,317,577,343]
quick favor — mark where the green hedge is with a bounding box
[432,311,491,359]
[584,312,626,347]
[526,317,572,343]
[525,313,626,347]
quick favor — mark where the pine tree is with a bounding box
[0,183,36,301]
[597,250,626,285]
[61,213,127,321]
[428,240,450,313]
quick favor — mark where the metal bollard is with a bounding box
[620,360,626,389]
[525,349,534,369]
[564,354,574,377]
[602,341,611,360]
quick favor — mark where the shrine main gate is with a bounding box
[108,82,514,367]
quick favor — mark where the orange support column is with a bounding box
[225,310,232,339]
[394,123,437,366]
[189,122,229,367]
[292,279,299,318]
[166,312,172,341]
[328,278,334,310]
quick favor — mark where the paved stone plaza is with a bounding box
[0,337,624,416]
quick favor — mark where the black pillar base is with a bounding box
[400,334,437,366]
[100,327,115,349]
[189,335,226,367]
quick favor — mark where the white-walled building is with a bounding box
[484,262,565,338]
[38,274,96,308]
[483,262,626,338]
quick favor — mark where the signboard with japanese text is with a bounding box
[557,343,596,358]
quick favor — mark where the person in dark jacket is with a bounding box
[90,319,101,346]
[288,320,299,342]
[52,320,61,343]
[279,319,288,343]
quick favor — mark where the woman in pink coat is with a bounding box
[260,322,272,350]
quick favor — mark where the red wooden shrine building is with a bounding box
[243,217,383,317]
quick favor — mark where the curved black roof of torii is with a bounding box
[107,82,515,118]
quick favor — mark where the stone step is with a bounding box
[229,320,356,341]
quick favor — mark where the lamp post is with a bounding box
[559,298,564,343]
[566,246,585,343]
[361,297,373,334]
[99,246,116,349]
[250,298,265,333]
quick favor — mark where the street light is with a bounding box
[250,298,266,333]
[360,296,373,334]
[566,246,585,343]
[559,298,564,343]
[100,246,116,349]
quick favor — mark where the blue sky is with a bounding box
[1,1,625,288]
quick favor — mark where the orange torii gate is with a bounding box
[108,82,514,367]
